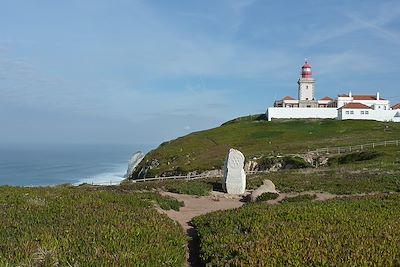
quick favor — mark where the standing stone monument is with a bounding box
[223,148,246,194]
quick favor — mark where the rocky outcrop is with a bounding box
[303,153,329,167]
[249,179,277,202]
[134,159,160,178]
[245,160,259,172]
[124,151,145,178]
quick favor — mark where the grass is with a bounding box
[0,186,187,266]
[166,181,213,196]
[131,117,400,177]
[120,178,215,196]
[192,193,400,266]
[247,146,400,194]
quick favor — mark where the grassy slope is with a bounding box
[133,116,400,177]
[0,186,186,266]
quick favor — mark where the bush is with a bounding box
[257,156,311,170]
[256,192,279,202]
[282,156,312,169]
[329,151,380,166]
[282,194,317,203]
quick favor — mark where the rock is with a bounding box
[125,151,145,178]
[249,179,277,202]
[222,148,246,194]
[245,160,259,172]
[136,159,160,178]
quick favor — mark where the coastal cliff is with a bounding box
[129,115,400,179]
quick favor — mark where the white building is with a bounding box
[266,61,400,122]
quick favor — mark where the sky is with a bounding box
[1,0,400,145]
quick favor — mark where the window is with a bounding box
[350,111,354,114]
[361,111,364,114]
[365,111,369,114]
[306,85,309,89]
[346,111,350,114]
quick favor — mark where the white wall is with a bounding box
[337,96,390,109]
[266,107,337,121]
[339,109,399,122]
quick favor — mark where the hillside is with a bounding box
[130,116,400,178]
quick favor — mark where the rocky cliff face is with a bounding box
[124,151,145,178]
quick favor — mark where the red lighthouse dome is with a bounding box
[301,60,312,78]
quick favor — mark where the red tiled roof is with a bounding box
[338,94,386,100]
[340,103,372,109]
[392,103,400,110]
[353,95,377,100]
[320,96,333,101]
[283,96,295,100]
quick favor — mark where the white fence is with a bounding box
[305,140,400,155]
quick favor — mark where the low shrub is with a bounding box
[329,151,380,166]
[257,156,311,170]
[256,192,279,202]
[282,194,317,203]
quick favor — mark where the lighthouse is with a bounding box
[298,60,317,107]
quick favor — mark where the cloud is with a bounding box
[229,0,257,14]
[301,2,400,47]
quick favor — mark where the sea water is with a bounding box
[0,144,152,186]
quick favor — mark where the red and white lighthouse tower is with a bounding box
[298,60,316,105]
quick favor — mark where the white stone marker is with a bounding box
[223,148,246,194]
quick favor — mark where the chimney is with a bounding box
[349,91,352,98]
[377,92,380,100]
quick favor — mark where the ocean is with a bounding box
[0,144,152,187]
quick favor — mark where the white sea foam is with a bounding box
[75,165,127,186]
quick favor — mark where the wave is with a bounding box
[74,164,127,186]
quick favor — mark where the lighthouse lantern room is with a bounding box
[298,60,316,106]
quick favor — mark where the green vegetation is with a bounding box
[192,194,400,266]
[166,181,213,196]
[132,117,400,177]
[256,192,279,202]
[120,178,214,196]
[247,167,400,195]
[281,194,317,203]
[329,151,380,166]
[247,146,400,194]
[0,186,186,266]
[257,155,312,170]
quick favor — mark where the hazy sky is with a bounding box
[1,0,400,145]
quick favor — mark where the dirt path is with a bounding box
[158,191,246,267]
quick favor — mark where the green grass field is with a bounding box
[132,117,400,177]
[0,186,187,266]
[192,194,400,266]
